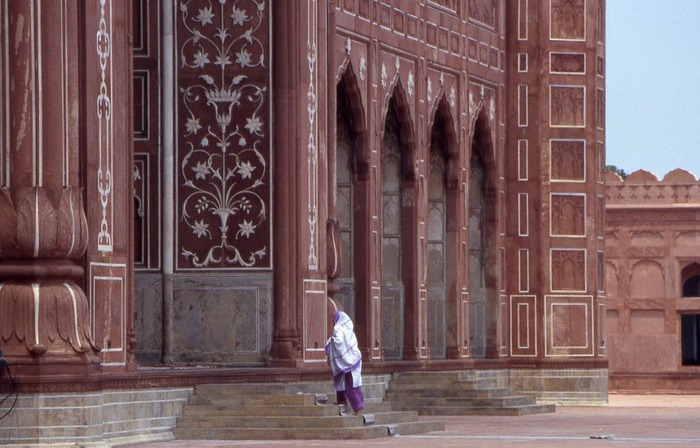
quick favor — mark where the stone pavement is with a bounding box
[124,395,700,448]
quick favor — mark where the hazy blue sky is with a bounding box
[606,1,700,178]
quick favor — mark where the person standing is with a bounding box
[325,310,365,415]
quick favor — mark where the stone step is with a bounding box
[187,394,318,406]
[386,385,511,398]
[194,383,326,396]
[390,376,501,389]
[409,403,556,416]
[173,420,444,440]
[193,381,388,402]
[182,404,338,417]
[389,395,537,408]
[182,400,393,417]
[387,371,554,417]
[176,410,421,429]
[175,381,444,440]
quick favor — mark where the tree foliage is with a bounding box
[606,165,628,179]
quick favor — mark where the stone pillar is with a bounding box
[270,0,330,366]
[269,0,304,365]
[0,0,100,373]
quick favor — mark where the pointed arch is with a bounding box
[429,94,459,186]
[383,81,417,180]
[337,63,370,181]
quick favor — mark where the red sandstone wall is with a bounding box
[606,169,700,392]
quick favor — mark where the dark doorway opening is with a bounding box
[682,275,700,297]
[681,314,700,365]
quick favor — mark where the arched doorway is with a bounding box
[335,71,362,316]
[468,112,498,359]
[681,262,700,365]
[427,97,457,359]
[332,66,374,359]
[682,262,700,297]
[381,94,406,360]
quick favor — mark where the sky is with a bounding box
[606,1,700,179]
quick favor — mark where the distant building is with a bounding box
[606,168,700,392]
[0,1,607,444]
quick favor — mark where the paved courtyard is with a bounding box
[124,395,700,448]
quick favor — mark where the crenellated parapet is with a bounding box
[606,168,700,205]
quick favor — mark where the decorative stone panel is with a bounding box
[550,193,585,237]
[550,0,586,41]
[551,249,586,292]
[468,0,496,29]
[551,139,585,181]
[550,85,585,127]
[550,52,585,74]
[175,0,271,270]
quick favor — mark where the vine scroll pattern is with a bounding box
[177,0,270,269]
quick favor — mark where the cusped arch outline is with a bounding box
[428,93,459,188]
[469,107,498,201]
[381,80,417,180]
[336,62,370,181]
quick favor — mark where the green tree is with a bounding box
[606,165,628,179]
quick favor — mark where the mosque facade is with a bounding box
[0,1,608,444]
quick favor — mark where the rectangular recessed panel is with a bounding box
[519,249,530,292]
[518,140,528,180]
[90,263,127,366]
[518,84,528,127]
[304,280,327,362]
[545,295,594,356]
[518,0,528,40]
[510,295,536,357]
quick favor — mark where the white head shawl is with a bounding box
[326,311,362,376]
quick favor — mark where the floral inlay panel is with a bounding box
[176,0,270,269]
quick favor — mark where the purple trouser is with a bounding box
[335,371,365,413]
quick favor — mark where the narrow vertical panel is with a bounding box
[303,279,327,362]
[598,301,606,355]
[517,84,528,127]
[461,289,469,353]
[461,241,468,302]
[596,88,605,130]
[517,53,528,72]
[510,295,537,357]
[518,0,528,40]
[597,141,605,183]
[518,140,528,180]
[519,248,529,292]
[597,250,605,293]
[90,263,127,366]
[500,246,506,292]
[517,303,529,348]
[500,294,509,356]
[518,193,528,236]
[500,191,506,236]
[419,288,429,358]
[371,286,382,359]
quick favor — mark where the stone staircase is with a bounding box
[173,380,444,440]
[387,371,556,416]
